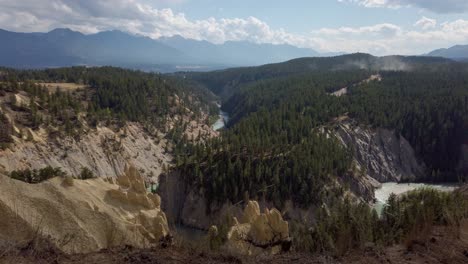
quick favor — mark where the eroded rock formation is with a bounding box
[0,166,170,253]
[223,201,291,255]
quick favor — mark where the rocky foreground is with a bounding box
[1,220,467,264]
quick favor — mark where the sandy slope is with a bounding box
[0,167,170,254]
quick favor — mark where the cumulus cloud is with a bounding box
[339,0,468,13]
[310,18,468,55]
[0,0,308,45]
[1,0,468,56]
[414,16,437,30]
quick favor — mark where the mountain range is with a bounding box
[4,27,467,71]
[0,28,329,72]
[427,44,468,60]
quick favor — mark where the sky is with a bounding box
[2,0,468,55]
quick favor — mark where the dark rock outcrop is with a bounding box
[333,119,426,183]
[458,144,468,176]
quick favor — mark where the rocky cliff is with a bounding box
[0,123,171,180]
[332,118,426,183]
[158,172,243,230]
[0,85,218,181]
[0,166,170,253]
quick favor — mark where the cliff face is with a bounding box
[159,172,243,230]
[0,166,170,254]
[0,120,217,182]
[333,119,426,183]
[0,86,217,181]
[0,124,171,180]
[459,144,468,175]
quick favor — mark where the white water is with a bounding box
[373,182,457,216]
[212,110,229,131]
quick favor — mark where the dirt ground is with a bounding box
[37,83,88,93]
[1,222,467,264]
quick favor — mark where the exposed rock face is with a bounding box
[0,123,170,180]
[0,87,217,181]
[0,166,170,253]
[333,118,426,183]
[223,201,290,255]
[458,144,468,176]
[158,172,243,230]
[158,171,189,226]
[340,170,381,202]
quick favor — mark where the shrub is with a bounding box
[289,189,468,256]
[382,188,468,244]
[0,112,13,148]
[78,167,95,180]
[10,166,66,184]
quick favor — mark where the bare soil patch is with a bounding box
[36,83,88,93]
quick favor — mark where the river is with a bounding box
[373,182,458,216]
[173,224,207,242]
[212,109,230,131]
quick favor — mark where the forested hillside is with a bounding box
[0,67,217,141]
[181,55,468,188]
[346,71,468,180]
[170,54,468,215]
[166,55,468,255]
[184,53,456,98]
[0,57,467,258]
[0,66,220,180]
[176,71,372,209]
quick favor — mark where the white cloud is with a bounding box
[339,0,468,13]
[0,0,304,45]
[338,0,402,8]
[1,0,468,56]
[316,23,401,37]
[312,19,468,55]
[414,16,437,30]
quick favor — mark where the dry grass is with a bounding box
[36,83,88,93]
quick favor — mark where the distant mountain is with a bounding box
[0,28,325,71]
[159,35,320,66]
[0,28,188,69]
[427,45,468,59]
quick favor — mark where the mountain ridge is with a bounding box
[0,28,325,71]
[427,44,468,59]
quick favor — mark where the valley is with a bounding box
[0,54,468,263]
[212,107,230,131]
[3,0,468,262]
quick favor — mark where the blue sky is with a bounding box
[2,0,468,55]
[145,0,468,32]
[160,0,466,31]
